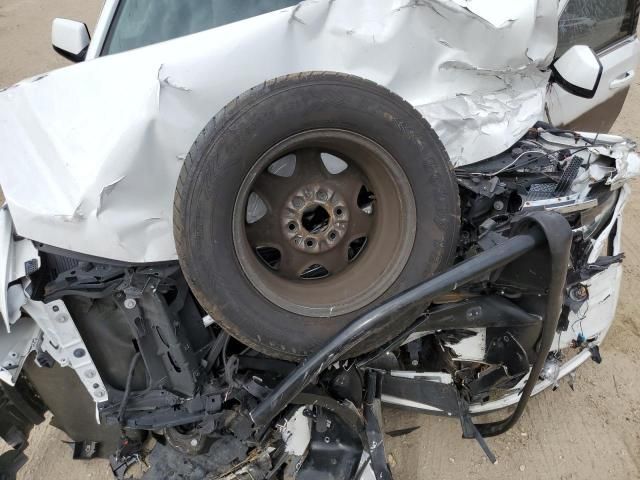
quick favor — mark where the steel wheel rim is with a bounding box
[232,129,416,317]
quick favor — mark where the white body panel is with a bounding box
[547,38,640,125]
[0,0,559,263]
[553,45,602,90]
[51,18,91,57]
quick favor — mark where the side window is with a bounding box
[557,0,639,57]
[102,0,301,56]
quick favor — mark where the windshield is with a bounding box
[102,0,301,55]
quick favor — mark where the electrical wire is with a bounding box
[118,351,142,427]
[570,302,589,337]
[487,149,548,176]
[459,145,591,178]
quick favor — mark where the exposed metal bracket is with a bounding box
[22,299,108,403]
[522,193,579,210]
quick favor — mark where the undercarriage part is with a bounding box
[251,229,534,424]
[65,296,147,392]
[367,294,542,357]
[294,406,364,480]
[362,371,391,480]
[0,449,27,480]
[22,298,108,403]
[457,397,497,464]
[7,123,630,478]
[142,436,252,479]
[113,286,205,398]
[251,212,570,429]
[174,71,460,361]
[379,373,459,417]
[21,357,126,459]
[0,376,46,476]
[473,212,571,437]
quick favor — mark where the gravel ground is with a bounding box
[0,1,639,479]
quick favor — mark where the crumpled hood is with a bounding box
[0,0,559,262]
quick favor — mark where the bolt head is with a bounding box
[569,284,588,302]
[124,298,137,309]
[292,196,305,209]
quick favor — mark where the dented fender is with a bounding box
[0,0,560,263]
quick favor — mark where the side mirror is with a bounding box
[51,18,90,63]
[551,45,603,99]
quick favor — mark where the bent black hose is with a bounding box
[118,352,142,427]
[251,227,546,428]
[251,212,572,432]
[475,211,572,437]
[205,332,229,373]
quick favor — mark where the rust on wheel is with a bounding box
[232,129,416,317]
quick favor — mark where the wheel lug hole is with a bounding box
[305,239,315,248]
[335,207,343,216]
[288,222,297,231]
[329,231,337,241]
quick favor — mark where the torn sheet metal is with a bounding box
[473,189,629,413]
[442,131,637,362]
[0,0,559,262]
[391,146,634,415]
[0,206,40,332]
[279,407,312,456]
[0,316,39,385]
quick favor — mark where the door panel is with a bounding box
[547,38,640,130]
[546,0,640,131]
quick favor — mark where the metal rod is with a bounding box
[251,229,546,427]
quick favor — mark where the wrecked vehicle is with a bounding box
[1,0,640,478]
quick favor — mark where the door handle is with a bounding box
[610,70,635,90]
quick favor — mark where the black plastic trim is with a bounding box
[36,242,177,268]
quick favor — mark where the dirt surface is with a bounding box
[0,1,639,479]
